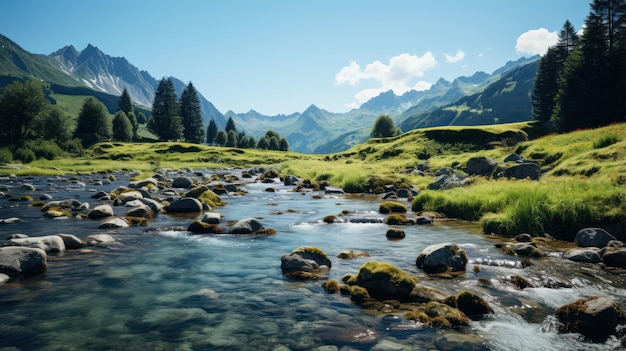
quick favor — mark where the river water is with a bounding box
[0,170,625,350]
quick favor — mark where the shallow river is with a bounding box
[0,170,625,350]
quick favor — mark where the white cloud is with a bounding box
[335,52,437,104]
[444,50,465,63]
[516,28,559,56]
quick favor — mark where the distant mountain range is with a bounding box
[0,33,539,153]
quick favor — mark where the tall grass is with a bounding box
[413,176,622,240]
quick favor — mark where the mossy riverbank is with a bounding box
[2,122,624,240]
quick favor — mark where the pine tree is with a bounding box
[180,82,205,143]
[149,78,183,141]
[206,119,218,145]
[532,21,579,124]
[552,0,626,130]
[112,111,133,142]
[118,87,134,115]
[225,116,237,133]
[74,97,112,146]
[247,136,257,148]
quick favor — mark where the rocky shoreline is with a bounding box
[1,167,626,347]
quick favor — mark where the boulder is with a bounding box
[172,176,193,189]
[346,261,416,301]
[113,191,144,206]
[416,243,468,274]
[280,246,332,279]
[88,204,114,219]
[201,212,221,225]
[498,242,544,257]
[466,156,497,177]
[405,301,470,328]
[86,234,115,245]
[229,218,264,234]
[324,186,345,195]
[500,162,541,180]
[563,248,601,263]
[165,198,203,213]
[601,248,626,268]
[555,296,626,339]
[455,290,493,317]
[427,173,467,190]
[284,175,299,186]
[503,153,524,162]
[98,217,129,229]
[128,177,158,189]
[386,228,406,240]
[575,227,616,248]
[409,284,450,303]
[139,198,163,213]
[126,204,154,218]
[187,220,223,234]
[3,235,66,253]
[0,246,47,277]
[42,199,82,211]
[57,234,87,250]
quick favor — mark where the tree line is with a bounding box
[532,0,626,131]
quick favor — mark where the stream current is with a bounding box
[0,170,625,350]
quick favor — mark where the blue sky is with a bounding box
[1,1,591,115]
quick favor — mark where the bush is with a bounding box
[26,140,66,160]
[0,148,12,163]
[13,147,35,163]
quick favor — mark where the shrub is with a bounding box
[593,134,620,149]
[0,148,12,163]
[13,147,35,163]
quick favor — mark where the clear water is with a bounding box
[0,171,625,350]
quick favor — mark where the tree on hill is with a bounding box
[370,114,399,138]
[149,77,183,141]
[180,82,205,143]
[279,137,289,151]
[118,87,134,115]
[206,119,218,145]
[112,111,133,142]
[74,97,112,146]
[0,79,48,145]
[551,0,626,131]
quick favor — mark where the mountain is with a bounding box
[398,58,540,131]
[0,34,227,129]
[0,33,541,154]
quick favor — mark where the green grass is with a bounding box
[1,122,624,241]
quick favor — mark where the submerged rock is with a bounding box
[416,243,468,274]
[229,218,265,234]
[563,248,601,263]
[88,204,115,219]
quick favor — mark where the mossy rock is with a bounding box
[280,246,331,280]
[386,228,406,239]
[405,301,470,328]
[349,285,370,305]
[322,280,340,294]
[346,261,417,301]
[379,201,408,214]
[323,215,337,223]
[455,290,493,317]
[187,220,224,234]
[184,186,223,208]
[385,214,414,225]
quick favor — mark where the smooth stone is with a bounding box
[88,205,114,219]
[201,212,221,224]
[0,246,47,277]
[563,248,601,263]
[575,228,616,248]
[57,234,87,249]
[229,217,264,234]
[3,235,66,253]
[165,198,203,213]
[98,217,129,229]
[172,176,193,189]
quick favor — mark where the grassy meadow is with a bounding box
[1,122,624,240]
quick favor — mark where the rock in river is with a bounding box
[281,246,331,280]
[0,246,47,278]
[416,243,468,274]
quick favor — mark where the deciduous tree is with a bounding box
[74,97,112,146]
[112,111,133,142]
[370,114,398,138]
[0,80,48,145]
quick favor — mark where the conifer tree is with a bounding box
[149,78,183,141]
[180,82,205,143]
[206,119,218,145]
[118,87,134,115]
[225,116,237,133]
[247,136,257,148]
